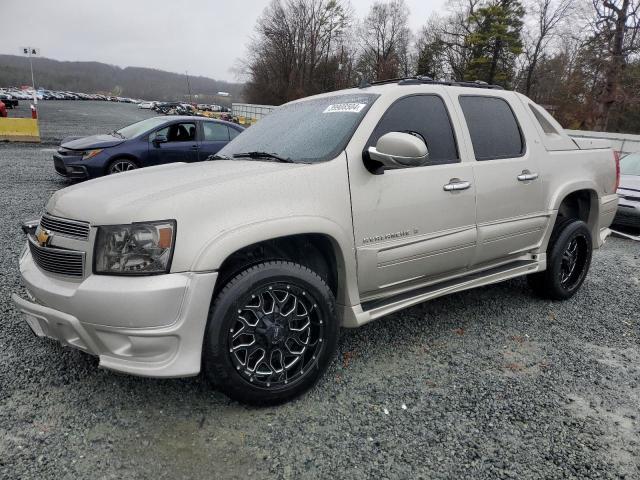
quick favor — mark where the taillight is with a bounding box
[613,151,621,192]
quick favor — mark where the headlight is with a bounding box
[93,220,176,275]
[82,149,103,160]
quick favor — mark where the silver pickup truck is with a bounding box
[13,79,619,404]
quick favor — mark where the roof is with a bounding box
[154,115,243,129]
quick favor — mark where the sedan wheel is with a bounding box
[108,159,137,175]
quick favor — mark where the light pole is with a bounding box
[20,47,40,105]
[185,71,192,104]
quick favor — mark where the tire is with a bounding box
[203,260,339,405]
[528,218,592,300]
[107,158,137,175]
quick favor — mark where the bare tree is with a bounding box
[358,0,411,80]
[521,0,575,96]
[243,0,354,104]
[590,0,640,130]
[435,0,484,80]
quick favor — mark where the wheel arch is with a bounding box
[548,184,600,248]
[192,218,359,308]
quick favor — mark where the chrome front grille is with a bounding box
[28,236,85,277]
[40,214,90,240]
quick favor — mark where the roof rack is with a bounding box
[358,76,504,90]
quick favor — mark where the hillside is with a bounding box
[0,54,244,102]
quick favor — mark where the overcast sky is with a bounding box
[1,0,446,83]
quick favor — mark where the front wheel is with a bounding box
[107,158,137,175]
[203,261,339,405]
[528,218,593,300]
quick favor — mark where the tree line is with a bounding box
[0,55,243,103]
[241,0,640,133]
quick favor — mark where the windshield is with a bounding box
[115,117,169,139]
[217,93,379,163]
[620,153,640,176]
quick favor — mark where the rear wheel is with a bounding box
[528,218,592,300]
[203,261,339,405]
[107,158,137,175]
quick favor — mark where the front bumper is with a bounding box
[53,153,89,180]
[13,250,217,378]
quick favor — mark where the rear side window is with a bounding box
[229,127,241,140]
[203,122,230,141]
[459,96,524,160]
[367,95,459,164]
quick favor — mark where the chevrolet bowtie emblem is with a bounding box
[36,228,53,247]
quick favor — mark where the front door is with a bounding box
[348,94,477,298]
[452,94,547,266]
[148,121,199,165]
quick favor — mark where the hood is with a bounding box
[46,160,306,224]
[61,134,125,150]
[44,154,354,273]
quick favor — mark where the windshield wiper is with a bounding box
[110,130,125,139]
[232,151,295,163]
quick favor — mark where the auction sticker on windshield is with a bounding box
[323,103,368,113]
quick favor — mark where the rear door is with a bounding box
[148,121,199,166]
[348,93,477,297]
[199,122,233,160]
[451,93,547,266]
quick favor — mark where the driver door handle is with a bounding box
[443,179,471,192]
[517,170,539,181]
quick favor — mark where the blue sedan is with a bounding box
[53,116,244,180]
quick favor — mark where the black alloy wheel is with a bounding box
[228,282,325,389]
[203,261,339,405]
[528,218,593,300]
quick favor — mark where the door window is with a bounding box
[367,95,459,165]
[203,122,230,141]
[151,123,197,142]
[229,127,241,140]
[459,96,524,160]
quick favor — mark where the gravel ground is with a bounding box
[1,103,639,479]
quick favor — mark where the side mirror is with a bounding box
[153,133,168,145]
[367,132,429,170]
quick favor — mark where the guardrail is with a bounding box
[566,130,640,155]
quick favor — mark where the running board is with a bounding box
[359,259,540,323]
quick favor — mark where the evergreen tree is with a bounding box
[464,0,525,86]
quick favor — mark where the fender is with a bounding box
[547,180,600,213]
[191,215,361,307]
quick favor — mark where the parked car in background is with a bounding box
[613,152,640,228]
[0,94,18,109]
[52,116,243,180]
[138,101,156,109]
